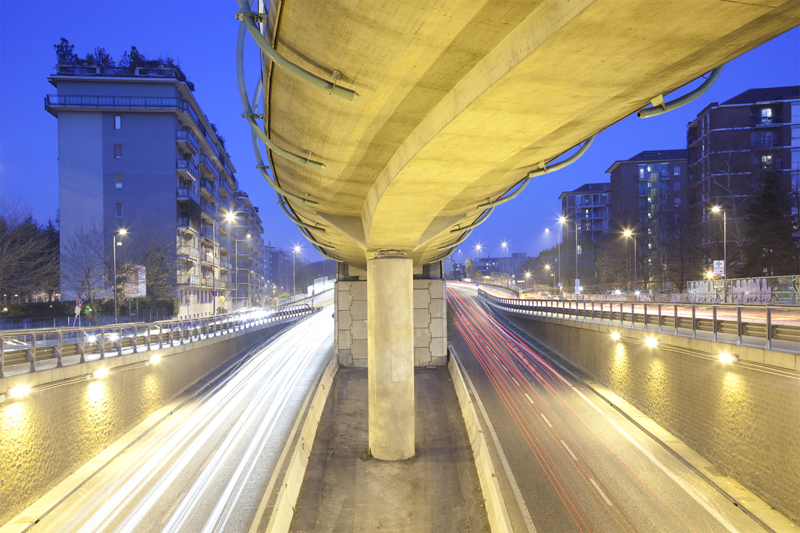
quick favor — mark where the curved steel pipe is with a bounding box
[450,206,495,234]
[237,21,326,172]
[235,0,358,101]
[638,66,724,119]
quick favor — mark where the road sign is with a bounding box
[76,298,83,307]
[74,306,81,316]
[713,260,725,276]
[212,290,218,296]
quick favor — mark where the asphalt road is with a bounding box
[27,310,333,533]
[448,284,771,533]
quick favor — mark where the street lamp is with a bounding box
[711,205,727,302]
[623,229,637,296]
[545,225,563,294]
[545,264,552,289]
[501,241,509,287]
[112,228,127,324]
[293,245,302,296]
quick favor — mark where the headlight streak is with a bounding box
[447,286,701,532]
[57,312,332,533]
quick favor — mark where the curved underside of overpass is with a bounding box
[260,0,798,270]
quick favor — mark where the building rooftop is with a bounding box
[721,86,799,106]
[605,149,687,173]
[558,182,611,199]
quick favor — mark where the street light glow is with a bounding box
[118,228,127,236]
[545,264,551,270]
[645,338,659,348]
[623,229,632,237]
[711,205,721,212]
[525,272,531,278]
[501,241,507,248]
[559,216,566,224]
[8,385,31,398]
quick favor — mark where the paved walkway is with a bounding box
[290,367,489,533]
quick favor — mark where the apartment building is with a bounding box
[686,86,799,272]
[46,62,270,318]
[557,182,612,286]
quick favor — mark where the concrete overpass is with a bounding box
[238,0,799,459]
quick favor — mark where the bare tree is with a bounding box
[61,225,107,325]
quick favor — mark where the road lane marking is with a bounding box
[525,393,534,404]
[589,478,612,506]
[540,413,553,428]
[452,347,537,533]
[572,387,604,414]
[561,440,578,461]
[512,377,520,387]
[609,420,740,533]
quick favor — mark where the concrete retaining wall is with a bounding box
[0,320,294,525]
[497,309,800,524]
[335,279,447,367]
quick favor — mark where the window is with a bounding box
[762,154,773,169]
[114,115,121,130]
[761,107,773,120]
[114,144,122,159]
[673,182,681,192]
[115,173,122,189]
[115,203,123,218]
[674,166,681,176]
[674,198,682,208]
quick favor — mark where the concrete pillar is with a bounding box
[367,250,414,460]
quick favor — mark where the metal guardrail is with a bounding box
[478,290,800,352]
[0,306,317,379]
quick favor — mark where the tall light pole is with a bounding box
[545,264,552,289]
[112,228,127,324]
[211,220,217,318]
[474,244,483,279]
[545,225,563,293]
[624,229,637,295]
[501,241,509,287]
[711,205,727,302]
[225,211,239,310]
[293,245,301,296]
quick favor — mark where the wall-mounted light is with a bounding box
[718,353,738,364]
[93,368,109,379]
[8,385,31,398]
[611,332,621,341]
[149,355,161,364]
[645,338,659,348]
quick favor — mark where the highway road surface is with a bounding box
[448,284,776,533]
[25,309,333,533]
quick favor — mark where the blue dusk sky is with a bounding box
[1,2,798,262]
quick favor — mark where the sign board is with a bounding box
[217,295,226,303]
[557,282,562,288]
[74,306,81,316]
[713,260,725,276]
[124,265,147,297]
[75,298,83,307]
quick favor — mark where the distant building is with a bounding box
[605,150,688,234]
[46,62,270,317]
[686,86,799,273]
[265,245,292,297]
[474,252,528,278]
[557,182,612,287]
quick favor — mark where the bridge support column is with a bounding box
[367,250,414,460]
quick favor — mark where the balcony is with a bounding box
[753,138,777,149]
[200,179,218,202]
[219,178,233,198]
[45,94,184,116]
[199,225,216,242]
[198,155,220,181]
[176,187,199,202]
[200,249,216,265]
[177,273,200,286]
[177,217,198,233]
[177,159,199,182]
[176,130,199,154]
[200,202,218,221]
[217,280,234,290]
[219,259,233,271]
[177,245,199,261]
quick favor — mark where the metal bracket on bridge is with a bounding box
[234,10,269,24]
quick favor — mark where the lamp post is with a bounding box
[545,225,563,293]
[711,205,727,302]
[112,228,127,324]
[293,245,301,296]
[501,241,509,287]
[545,264,552,289]
[623,229,637,296]
[474,244,483,280]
